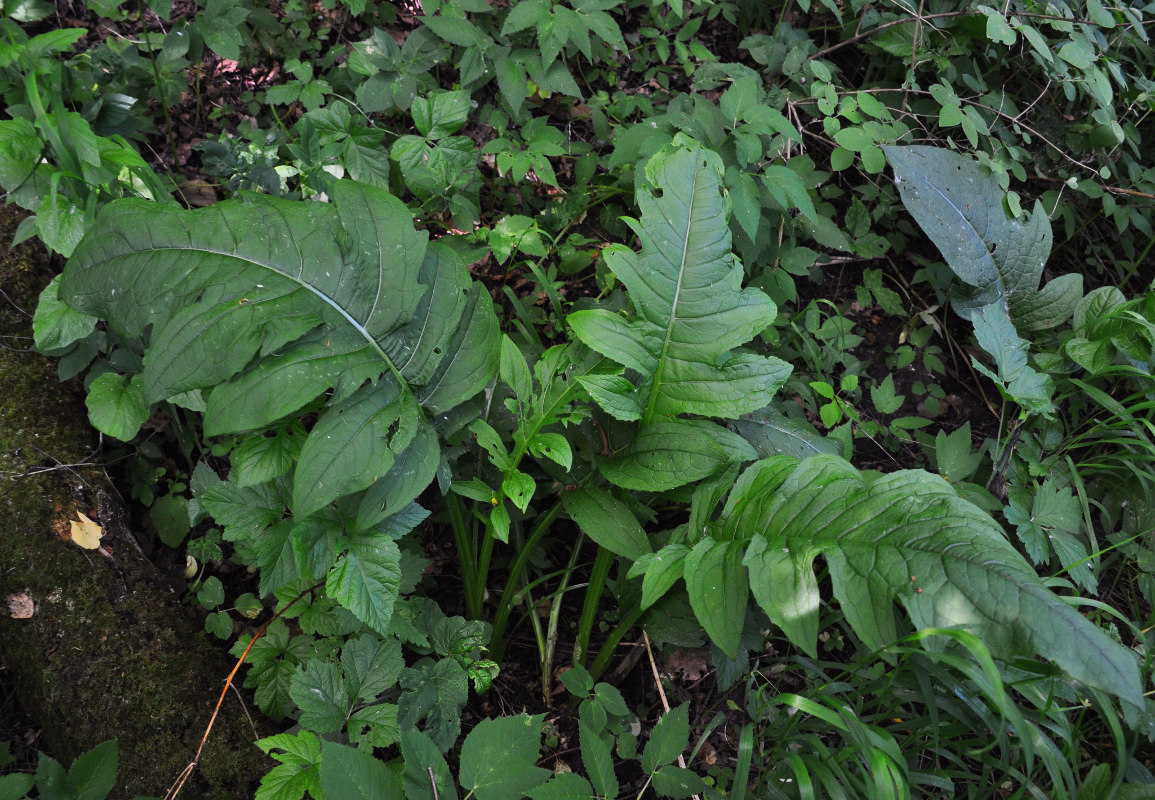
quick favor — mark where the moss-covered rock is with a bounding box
[0,206,274,799]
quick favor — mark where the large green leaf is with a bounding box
[560,485,651,560]
[569,136,790,423]
[684,538,748,658]
[457,714,550,800]
[319,740,404,800]
[597,420,757,491]
[569,136,789,490]
[726,455,1142,707]
[883,145,1081,332]
[59,180,500,518]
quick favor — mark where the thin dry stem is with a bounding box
[164,580,324,800]
[642,631,700,800]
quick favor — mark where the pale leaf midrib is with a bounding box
[106,242,408,393]
[643,162,699,426]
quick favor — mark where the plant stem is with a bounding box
[588,601,645,682]
[573,545,614,667]
[471,519,496,619]
[447,495,482,619]
[541,534,583,705]
[519,566,546,675]
[489,500,564,653]
[136,0,180,174]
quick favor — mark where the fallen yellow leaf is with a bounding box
[70,511,103,550]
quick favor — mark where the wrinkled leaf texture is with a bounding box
[571,136,790,424]
[728,455,1141,707]
[60,181,499,519]
[569,136,789,490]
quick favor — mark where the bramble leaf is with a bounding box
[579,721,618,799]
[398,658,468,753]
[289,659,348,733]
[255,731,322,800]
[400,728,457,800]
[342,633,404,702]
[68,739,117,800]
[319,741,403,800]
[652,765,708,799]
[327,536,402,636]
[458,714,550,800]
[642,704,689,773]
[526,772,596,800]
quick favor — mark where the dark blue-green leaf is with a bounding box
[883,145,1080,332]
